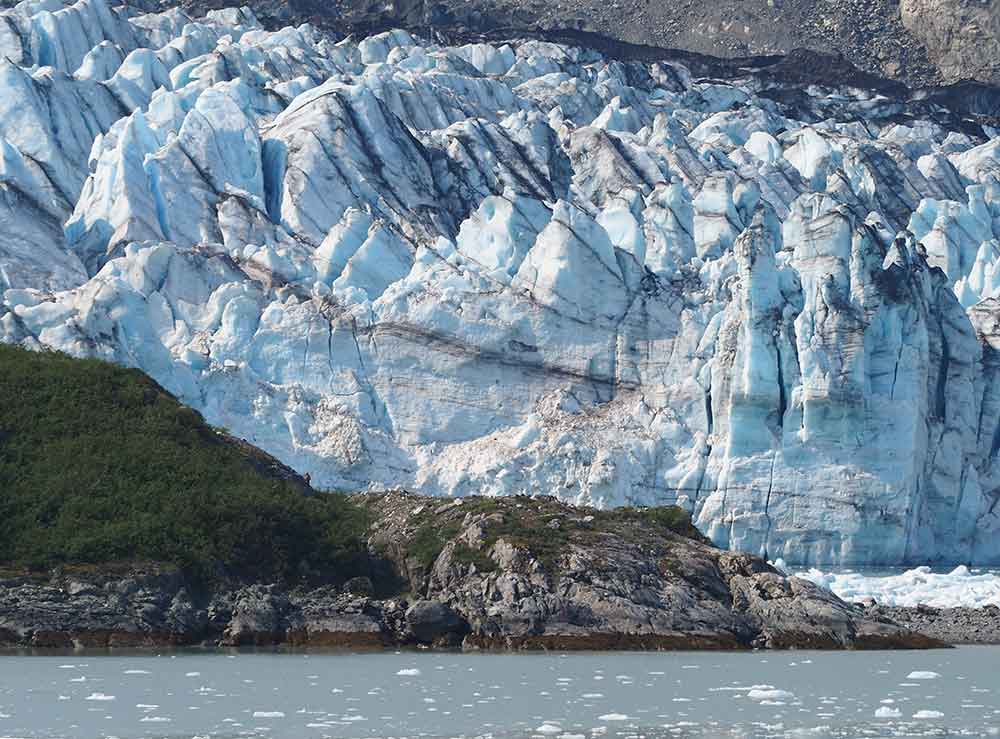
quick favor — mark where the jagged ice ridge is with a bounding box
[1,0,999,565]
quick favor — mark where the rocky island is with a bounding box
[0,492,945,651]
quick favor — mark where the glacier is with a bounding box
[1,0,999,566]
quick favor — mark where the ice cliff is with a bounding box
[1,0,999,565]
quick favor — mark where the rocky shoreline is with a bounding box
[0,493,949,651]
[868,605,1000,646]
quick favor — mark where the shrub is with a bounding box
[0,345,368,583]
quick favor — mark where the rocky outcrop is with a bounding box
[900,0,1000,85]
[868,603,1000,645]
[0,494,942,650]
[2,2,1000,567]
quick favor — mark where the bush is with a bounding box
[0,345,368,583]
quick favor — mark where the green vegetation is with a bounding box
[395,496,702,577]
[451,543,497,573]
[605,505,707,542]
[0,345,368,582]
[408,521,460,569]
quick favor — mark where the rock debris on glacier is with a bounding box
[1,0,999,565]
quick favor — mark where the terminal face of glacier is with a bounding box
[1,0,999,566]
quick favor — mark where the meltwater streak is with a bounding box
[0,649,998,738]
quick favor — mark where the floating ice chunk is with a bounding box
[747,689,795,702]
[139,716,171,722]
[536,722,562,734]
[85,693,116,701]
[913,710,945,719]
[597,713,629,721]
[124,669,151,674]
[185,671,201,677]
[875,706,902,718]
[907,671,942,680]
[796,567,1000,608]
[396,668,421,676]
[252,711,285,718]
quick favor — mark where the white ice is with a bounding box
[795,565,1000,607]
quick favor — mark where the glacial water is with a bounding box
[0,648,998,738]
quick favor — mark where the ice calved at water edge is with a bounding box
[1,0,999,566]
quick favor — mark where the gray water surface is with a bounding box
[0,648,998,738]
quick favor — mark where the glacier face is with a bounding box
[1,0,999,566]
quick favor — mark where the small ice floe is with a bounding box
[84,693,116,701]
[139,716,171,723]
[906,671,941,680]
[124,669,151,675]
[536,722,562,734]
[913,710,945,719]
[396,668,421,677]
[69,676,86,682]
[185,671,201,677]
[581,693,604,699]
[710,684,775,692]
[875,706,902,718]
[252,711,286,718]
[597,713,629,721]
[747,688,795,702]
[559,734,586,739]
[136,704,159,711]
[58,665,76,669]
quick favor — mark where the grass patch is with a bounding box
[605,506,705,541]
[452,543,497,572]
[0,345,369,583]
[408,521,460,569]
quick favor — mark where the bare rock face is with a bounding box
[361,493,942,650]
[405,600,468,644]
[901,0,1000,84]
